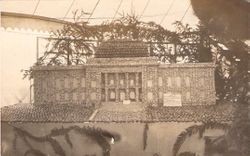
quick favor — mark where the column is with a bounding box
[105,73,108,102]
[115,73,119,102]
[125,73,129,100]
[135,73,139,102]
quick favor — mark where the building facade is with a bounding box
[33,40,216,107]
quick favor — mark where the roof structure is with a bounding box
[1,11,67,32]
[0,0,199,31]
[95,40,149,58]
[1,103,235,123]
[1,104,94,122]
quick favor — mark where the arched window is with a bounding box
[91,92,96,100]
[147,80,153,88]
[120,90,126,101]
[56,78,61,89]
[73,78,78,88]
[186,92,191,101]
[200,78,205,86]
[56,93,60,101]
[109,89,116,101]
[158,77,163,86]
[81,78,85,87]
[91,81,96,88]
[176,77,181,88]
[159,92,163,99]
[73,92,78,101]
[65,93,69,100]
[185,77,190,87]
[147,92,153,101]
[167,77,172,87]
[64,78,70,88]
[81,92,85,100]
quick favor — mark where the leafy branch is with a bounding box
[172,121,230,156]
[12,124,121,156]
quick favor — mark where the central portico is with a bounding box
[85,40,159,107]
[86,56,159,107]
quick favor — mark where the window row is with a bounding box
[55,92,86,101]
[101,88,142,102]
[157,77,189,88]
[46,77,86,89]
[101,72,142,88]
[158,92,191,101]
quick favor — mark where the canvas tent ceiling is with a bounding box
[0,0,199,31]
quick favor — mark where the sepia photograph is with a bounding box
[0,0,249,156]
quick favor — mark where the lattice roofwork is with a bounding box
[95,40,150,58]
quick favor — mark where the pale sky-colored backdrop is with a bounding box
[0,0,199,107]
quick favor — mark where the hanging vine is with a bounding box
[143,123,149,150]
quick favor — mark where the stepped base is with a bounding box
[100,102,145,112]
